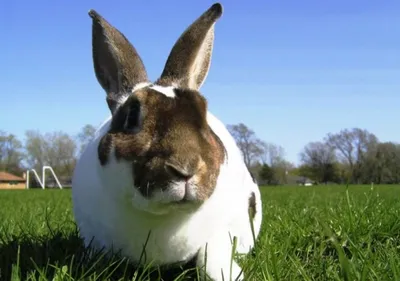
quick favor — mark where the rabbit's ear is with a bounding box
[157,3,223,91]
[89,10,148,114]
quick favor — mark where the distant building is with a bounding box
[286,174,314,186]
[0,171,26,189]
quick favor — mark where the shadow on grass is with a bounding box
[0,229,199,281]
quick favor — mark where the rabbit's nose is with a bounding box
[165,162,194,181]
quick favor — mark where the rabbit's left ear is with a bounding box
[157,3,223,91]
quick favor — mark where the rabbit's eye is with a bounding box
[124,100,141,133]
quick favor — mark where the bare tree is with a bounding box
[259,141,285,167]
[77,124,96,154]
[0,131,25,175]
[25,130,77,177]
[372,142,400,184]
[326,128,378,183]
[300,141,337,183]
[272,159,294,184]
[25,130,47,171]
[46,132,77,177]
[227,123,263,167]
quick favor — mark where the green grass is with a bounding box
[0,185,399,280]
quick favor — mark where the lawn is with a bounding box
[0,184,399,281]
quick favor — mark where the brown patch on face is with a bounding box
[98,86,225,201]
[248,192,256,220]
[98,134,113,165]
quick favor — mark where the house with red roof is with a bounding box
[0,171,26,189]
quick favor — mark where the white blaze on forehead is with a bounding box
[131,82,176,98]
[132,82,152,92]
[116,82,152,110]
[149,85,176,98]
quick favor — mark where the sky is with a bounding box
[1,0,400,165]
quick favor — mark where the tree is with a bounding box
[0,131,25,175]
[372,142,400,184]
[259,141,286,167]
[227,123,263,167]
[77,124,96,155]
[294,164,315,180]
[24,130,47,172]
[258,163,275,185]
[299,141,338,184]
[25,130,77,178]
[271,159,294,184]
[326,128,378,184]
[46,131,78,177]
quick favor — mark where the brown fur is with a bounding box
[98,134,113,166]
[157,3,222,90]
[89,4,225,202]
[248,192,256,219]
[98,87,225,201]
[89,9,149,114]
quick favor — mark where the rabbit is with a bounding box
[71,3,263,281]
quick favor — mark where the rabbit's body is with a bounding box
[72,3,262,280]
[73,110,262,267]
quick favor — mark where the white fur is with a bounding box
[72,111,262,281]
[131,82,176,98]
[149,84,176,98]
[132,82,152,92]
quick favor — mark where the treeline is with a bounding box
[0,125,96,179]
[227,123,294,185]
[1,122,399,186]
[228,124,400,185]
[297,128,400,184]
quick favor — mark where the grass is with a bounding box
[0,184,399,281]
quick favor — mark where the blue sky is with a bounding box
[2,0,400,165]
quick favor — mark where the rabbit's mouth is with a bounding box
[132,156,215,204]
[130,179,203,215]
[138,179,201,205]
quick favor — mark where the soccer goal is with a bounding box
[26,166,63,189]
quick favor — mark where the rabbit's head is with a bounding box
[89,4,226,211]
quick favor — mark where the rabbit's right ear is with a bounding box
[89,10,148,114]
